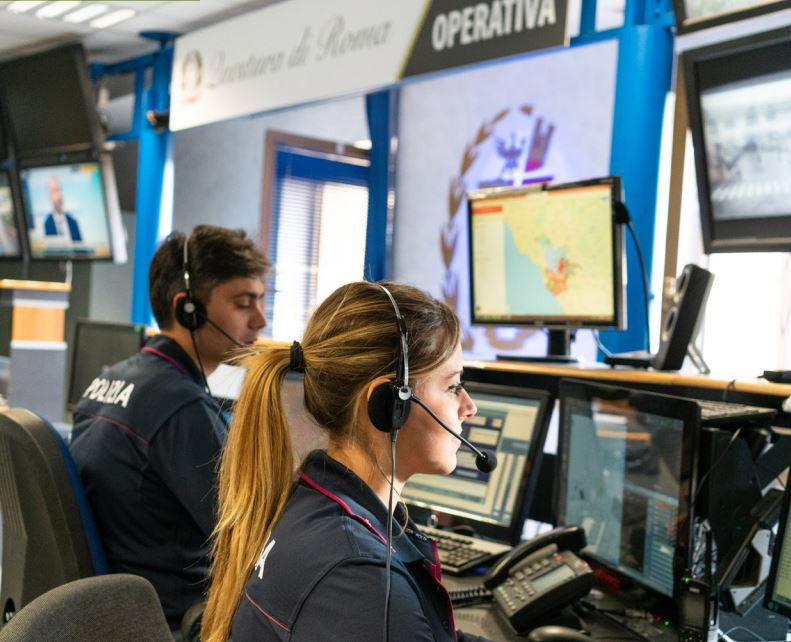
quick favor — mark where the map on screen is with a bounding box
[469,182,616,324]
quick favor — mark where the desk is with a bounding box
[463,359,791,426]
[446,574,678,641]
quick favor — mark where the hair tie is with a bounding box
[289,340,305,372]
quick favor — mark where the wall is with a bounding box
[172,94,369,237]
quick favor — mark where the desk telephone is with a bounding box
[480,525,594,633]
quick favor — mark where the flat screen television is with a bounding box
[467,176,625,360]
[673,0,791,34]
[684,26,791,252]
[0,171,23,259]
[1,43,102,158]
[20,160,113,260]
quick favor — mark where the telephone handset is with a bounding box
[482,525,594,633]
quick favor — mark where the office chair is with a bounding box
[0,574,172,642]
[0,407,108,625]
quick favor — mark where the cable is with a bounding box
[625,220,651,352]
[189,329,211,395]
[720,625,770,641]
[593,330,614,357]
[382,430,397,642]
[722,378,738,402]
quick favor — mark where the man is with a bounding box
[70,225,269,632]
[43,175,82,241]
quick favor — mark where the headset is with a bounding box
[174,232,207,331]
[366,283,497,472]
[174,233,244,348]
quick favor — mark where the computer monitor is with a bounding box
[684,26,791,253]
[402,382,551,545]
[1,43,102,158]
[0,171,22,259]
[765,483,791,617]
[21,160,113,260]
[556,379,700,598]
[68,320,146,412]
[467,176,625,360]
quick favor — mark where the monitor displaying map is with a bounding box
[467,176,624,328]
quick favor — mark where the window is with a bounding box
[261,131,370,340]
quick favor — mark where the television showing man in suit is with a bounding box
[43,175,82,242]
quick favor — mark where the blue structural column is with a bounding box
[601,23,674,353]
[131,43,173,325]
[364,89,393,282]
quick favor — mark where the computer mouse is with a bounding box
[526,625,591,642]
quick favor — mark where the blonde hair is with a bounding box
[202,281,460,641]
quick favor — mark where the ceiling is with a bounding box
[0,0,282,64]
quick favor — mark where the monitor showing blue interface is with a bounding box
[402,382,550,544]
[556,380,699,598]
[21,161,112,260]
[467,176,624,329]
[0,172,21,258]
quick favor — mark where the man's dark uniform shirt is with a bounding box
[70,335,227,627]
[233,450,489,641]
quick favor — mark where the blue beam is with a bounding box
[601,23,673,353]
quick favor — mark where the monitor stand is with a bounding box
[496,330,579,364]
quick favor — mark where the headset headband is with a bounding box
[376,283,408,388]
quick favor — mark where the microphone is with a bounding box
[201,315,246,348]
[410,393,498,472]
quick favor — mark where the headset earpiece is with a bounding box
[366,283,412,433]
[368,380,411,433]
[175,233,207,331]
[175,294,206,331]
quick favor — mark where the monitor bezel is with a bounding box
[672,0,791,35]
[467,175,625,330]
[20,155,115,262]
[683,26,791,253]
[554,378,700,600]
[67,319,146,412]
[764,482,791,617]
[404,381,552,546]
[0,167,28,261]
[1,43,103,159]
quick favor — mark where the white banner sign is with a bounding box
[171,0,568,131]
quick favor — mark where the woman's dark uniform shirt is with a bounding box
[233,450,491,641]
[70,334,227,627]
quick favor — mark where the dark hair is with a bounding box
[148,225,270,329]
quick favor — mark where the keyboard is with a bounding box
[697,399,776,427]
[421,526,511,575]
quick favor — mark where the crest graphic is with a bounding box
[440,105,556,352]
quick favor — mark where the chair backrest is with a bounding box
[0,407,108,623]
[0,574,172,642]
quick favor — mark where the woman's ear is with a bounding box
[365,376,392,401]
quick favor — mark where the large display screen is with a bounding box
[684,26,791,252]
[468,177,623,328]
[21,161,112,260]
[0,172,22,258]
[557,380,699,598]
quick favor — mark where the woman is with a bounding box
[203,281,491,641]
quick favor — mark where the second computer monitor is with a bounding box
[402,382,551,545]
[556,379,700,598]
[68,320,146,412]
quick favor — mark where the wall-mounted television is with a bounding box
[673,0,791,33]
[0,171,23,259]
[684,26,791,252]
[20,160,113,260]
[0,43,102,158]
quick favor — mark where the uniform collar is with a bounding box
[300,450,436,565]
[142,335,204,385]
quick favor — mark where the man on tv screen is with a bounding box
[43,175,82,242]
